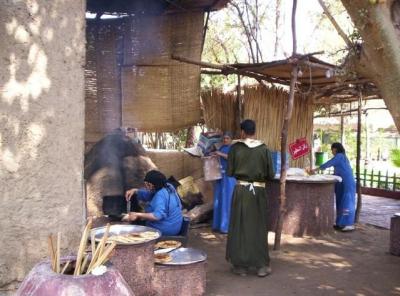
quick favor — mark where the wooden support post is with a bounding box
[200,10,211,55]
[355,90,362,223]
[274,0,298,251]
[365,112,369,163]
[363,168,367,187]
[340,104,345,146]
[236,74,242,137]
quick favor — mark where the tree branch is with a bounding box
[274,0,282,57]
[230,2,256,63]
[317,0,353,48]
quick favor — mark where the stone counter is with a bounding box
[267,176,339,237]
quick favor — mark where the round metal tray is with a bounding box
[156,248,207,266]
[91,224,161,245]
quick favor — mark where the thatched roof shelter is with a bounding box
[174,54,380,106]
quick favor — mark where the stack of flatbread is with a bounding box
[107,231,159,244]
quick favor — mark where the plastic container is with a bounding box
[315,152,327,166]
[202,156,222,181]
[271,151,289,173]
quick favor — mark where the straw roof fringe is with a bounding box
[244,85,314,168]
[201,89,237,134]
[202,85,314,167]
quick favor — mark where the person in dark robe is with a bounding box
[226,119,275,277]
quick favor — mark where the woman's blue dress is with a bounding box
[320,153,356,226]
[212,145,236,233]
[136,183,183,235]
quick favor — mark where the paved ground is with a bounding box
[359,195,400,229]
[188,195,400,296]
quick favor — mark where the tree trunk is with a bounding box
[341,0,400,131]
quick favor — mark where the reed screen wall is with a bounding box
[85,12,204,143]
[202,85,314,167]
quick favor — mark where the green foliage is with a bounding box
[390,149,400,168]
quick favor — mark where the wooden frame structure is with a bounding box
[173,54,380,105]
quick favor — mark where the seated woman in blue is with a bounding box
[124,170,183,236]
[312,142,356,232]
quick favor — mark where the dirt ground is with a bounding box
[188,224,400,296]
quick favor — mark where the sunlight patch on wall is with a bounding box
[1,149,21,173]
[27,123,45,157]
[2,44,51,111]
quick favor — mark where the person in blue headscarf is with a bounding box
[124,170,183,235]
[211,131,236,233]
[312,142,356,232]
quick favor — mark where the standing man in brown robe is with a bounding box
[226,119,275,277]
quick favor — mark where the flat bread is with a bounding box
[154,253,172,264]
[106,231,158,244]
[140,231,159,239]
[155,240,181,249]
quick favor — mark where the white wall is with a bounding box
[0,0,86,292]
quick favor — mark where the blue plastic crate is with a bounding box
[271,151,289,173]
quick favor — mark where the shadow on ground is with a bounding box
[188,224,400,296]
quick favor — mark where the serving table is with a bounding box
[267,175,341,237]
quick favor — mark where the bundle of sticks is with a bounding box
[47,219,117,275]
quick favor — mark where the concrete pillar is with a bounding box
[0,1,86,292]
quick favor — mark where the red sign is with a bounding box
[289,138,310,160]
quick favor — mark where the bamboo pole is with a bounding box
[87,242,117,274]
[47,235,56,272]
[74,218,93,275]
[56,232,61,273]
[86,224,111,273]
[81,254,90,274]
[61,260,71,275]
[355,89,363,223]
[91,232,96,256]
[274,0,298,251]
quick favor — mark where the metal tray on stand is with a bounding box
[156,248,207,265]
[91,224,161,245]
